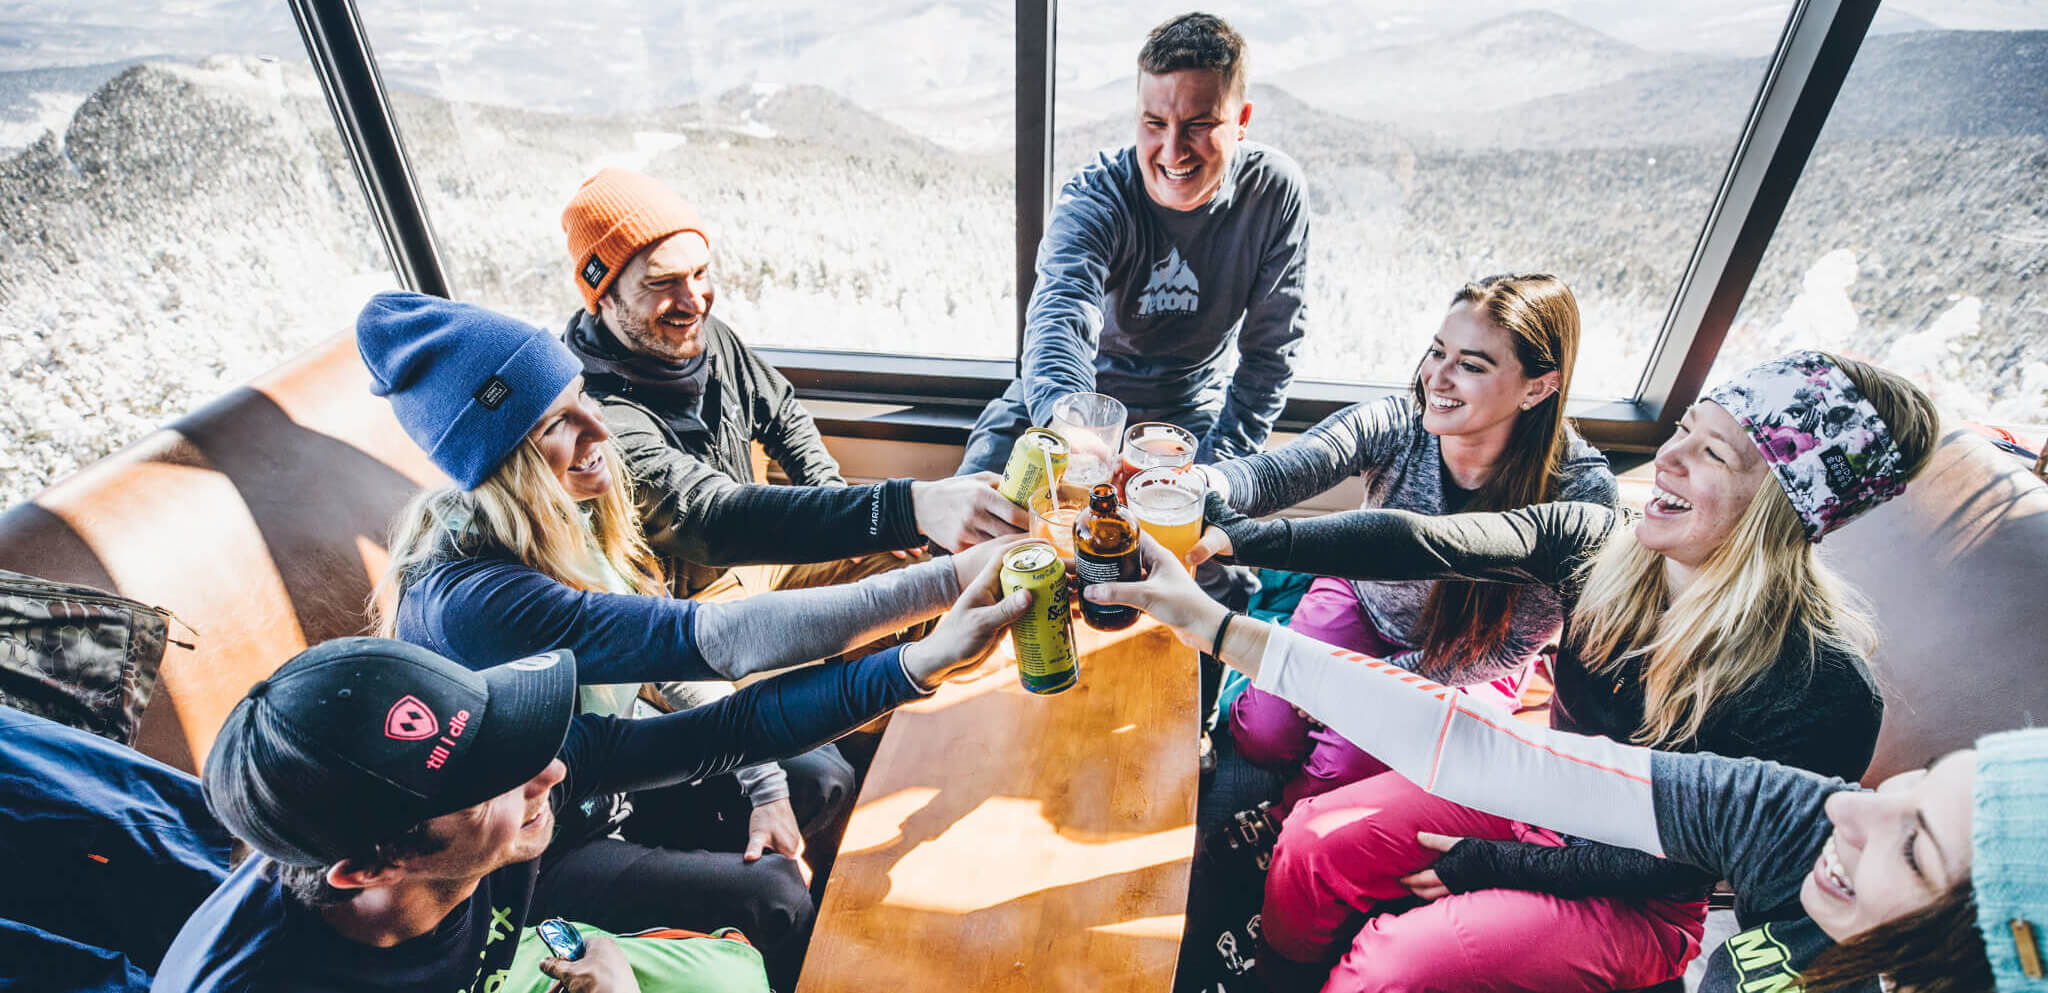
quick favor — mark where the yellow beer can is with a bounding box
[997,427,1070,507]
[999,540,1079,695]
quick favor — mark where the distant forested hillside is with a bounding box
[1,22,2042,509]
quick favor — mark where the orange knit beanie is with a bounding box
[561,168,708,312]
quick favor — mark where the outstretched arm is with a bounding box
[1085,535,1663,855]
[615,404,923,565]
[1201,498,1622,588]
[1204,398,1409,518]
[692,536,1026,679]
[1085,536,1855,907]
[1019,165,1125,426]
[565,554,1033,800]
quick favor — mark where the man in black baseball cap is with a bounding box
[151,562,1029,993]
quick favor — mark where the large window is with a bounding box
[1053,1,1796,399]
[1713,11,2048,426]
[355,1,1017,360]
[0,4,397,509]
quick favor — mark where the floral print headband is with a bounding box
[1704,351,1909,543]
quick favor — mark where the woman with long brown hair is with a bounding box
[1173,350,1941,991]
[1206,273,1615,809]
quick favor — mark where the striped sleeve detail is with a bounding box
[1255,625,1664,856]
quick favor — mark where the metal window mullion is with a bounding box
[1634,0,1878,421]
[1016,0,1056,373]
[286,0,449,298]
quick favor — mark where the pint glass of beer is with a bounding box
[1115,421,1196,496]
[1047,392,1126,489]
[1125,465,1206,566]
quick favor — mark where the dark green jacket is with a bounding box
[563,312,921,596]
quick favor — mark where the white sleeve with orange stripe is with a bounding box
[1254,624,1667,857]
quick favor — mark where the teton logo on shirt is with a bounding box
[474,376,512,410]
[384,695,439,741]
[581,253,610,289]
[1137,247,1200,316]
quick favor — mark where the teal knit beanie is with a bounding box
[1974,728,2048,991]
[356,292,582,490]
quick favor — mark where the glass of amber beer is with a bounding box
[1114,421,1196,497]
[1028,482,1093,560]
[1125,466,1206,566]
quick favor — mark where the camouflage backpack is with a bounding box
[0,569,180,744]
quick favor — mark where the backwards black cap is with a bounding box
[203,637,577,868]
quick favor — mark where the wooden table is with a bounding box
[798,617,1200,993]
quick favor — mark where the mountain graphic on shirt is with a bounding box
[1136,247,1200,316]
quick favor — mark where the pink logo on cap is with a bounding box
[384,695,439,740]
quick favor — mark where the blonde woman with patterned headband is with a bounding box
[1165,351,1941,991]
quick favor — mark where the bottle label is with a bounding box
[1075,552,1137,586]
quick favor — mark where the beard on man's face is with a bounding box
[603,299,704,364]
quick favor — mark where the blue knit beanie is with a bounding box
[1974,728,2048,990]
[356,291,582,490]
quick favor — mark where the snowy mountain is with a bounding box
[0,10,2043,508]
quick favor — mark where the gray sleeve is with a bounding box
[1555,434,1619,506]
[691,558,961,679]
[732,761,791,806]
[1212,397,1413,518]
[1019,160,1127,427]
[1204,165,1310,461]
[653,680,792,806]
[1649,750,1853,918]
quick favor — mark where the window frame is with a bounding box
[292,0,1880,451]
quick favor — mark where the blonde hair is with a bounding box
[1574,481,1875,746]
[1573,351,1940,747]
[372,439,664,637]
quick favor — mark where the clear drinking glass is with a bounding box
[1125,466,1206,565]
[1047,392,1127,490]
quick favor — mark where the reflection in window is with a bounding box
[1716,14,2048,426]
[1054,1,1794,398]
[356,1,1016,361]
[0,8,396,508]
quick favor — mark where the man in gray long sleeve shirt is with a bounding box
[957,12,1311,473]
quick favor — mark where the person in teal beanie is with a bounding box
[1088,535,2048,992]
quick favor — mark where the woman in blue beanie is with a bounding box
[352,290,1027,986]
[1097,536,2042,993]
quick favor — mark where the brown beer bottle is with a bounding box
[1073,483,1143,631]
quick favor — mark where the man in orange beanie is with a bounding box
[559,168,1025,593]
[557,168,1028,985]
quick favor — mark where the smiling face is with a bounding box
[405,758,567,884]
[1805,752,1976,940]
[1636,401,1771,569]
[1417,302,1558,447]
[527,378,612,502]
[598,231,714,363]
[1135,69,1251,213]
